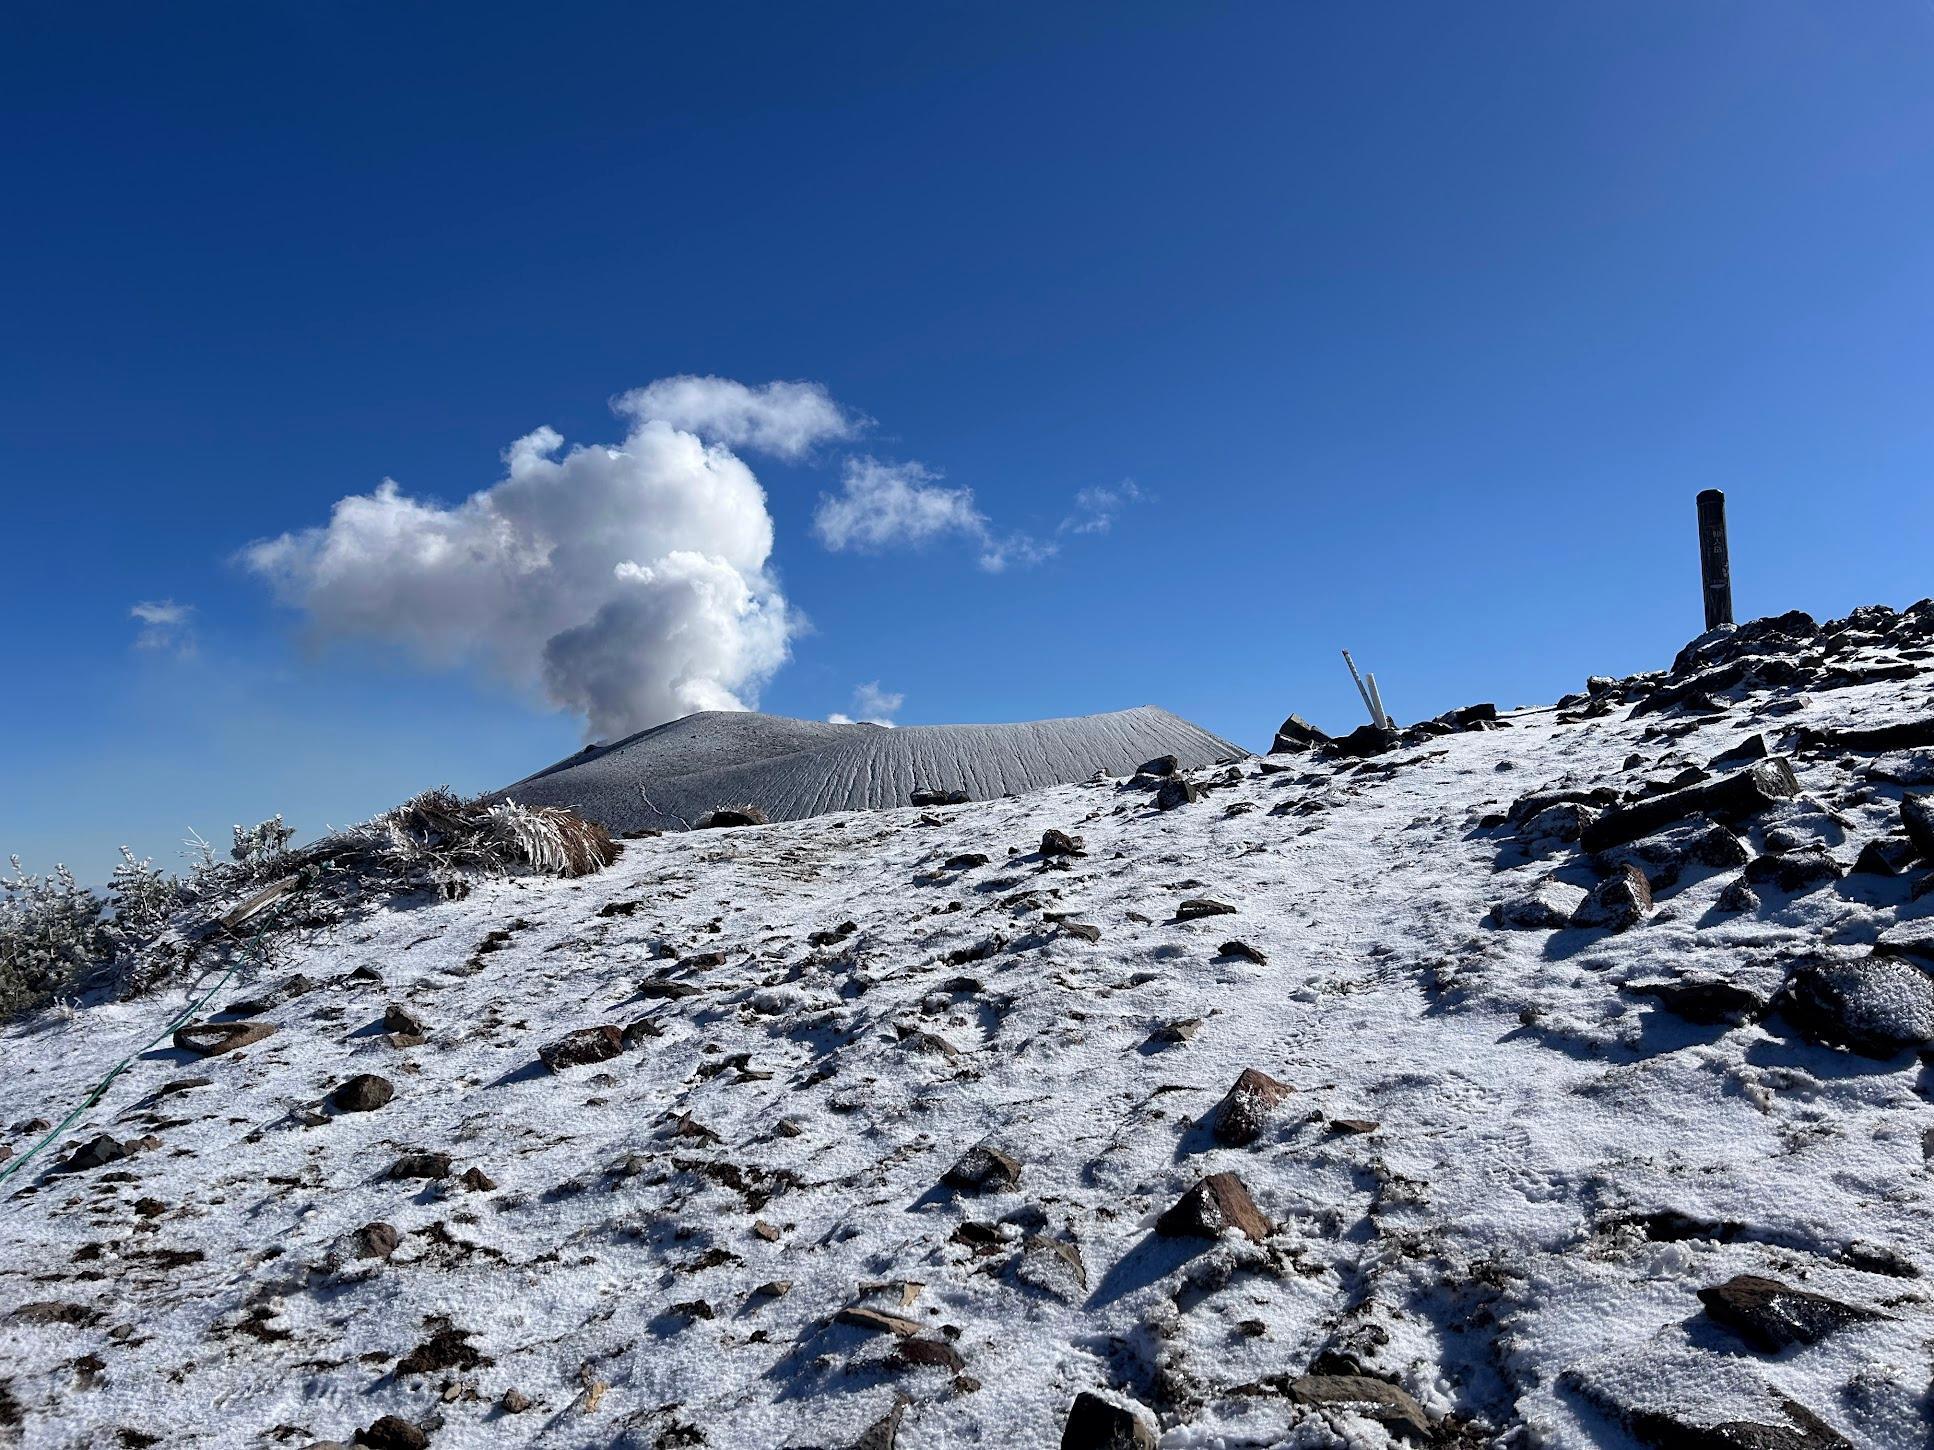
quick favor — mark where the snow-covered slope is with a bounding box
[493,706,1245,833]
[4,605,1934,1449]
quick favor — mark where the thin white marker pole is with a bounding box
[1342,650,1378,726]
[1365,673,1391,731]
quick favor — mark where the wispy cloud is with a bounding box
[828,679,903,726]
[614,376,862,460]
[812,457,1055,573]
[1059,479,1145,535]
[131,599,196,655]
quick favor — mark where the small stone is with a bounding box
[172,1020,276,1057]
[58,1134,132,1173]
[354,1417,428,1450]
[499,1389,531,1414]
[892,1336,966,1372]
[667,1299,714,1321]
[944,853,990,870]
[352,1222,400,1259]
[1040,829,1085,858]
[699,806,767,828]
[1625,977,1766,1026]
[1060,1390,1158,1449]
[1212,1068,1293,1146]
[1156,1172,1269,1242]
[1015,1235,1087,1300]
[389,1152,453,1181]
[1174,897,1236,922]
[1902,793,1934,859]
[751,1280,791,1299]
[1058,920,1102,943]
[1329,1118,1380,1135]
[537,1026,625,1072]
[1716,878,1761,913]
[1218,939,1267,964]
[942,1142,1021,1194]
[383,1004,427,1036]
[1698,1273,1877,1351]
[753,1220,781,1242]
[1493,880,1588,929]
[1287,1375,1433,1443]
[329,1074,395,1113]
[1744,846,1844,893]
[1147,1017,1201,1048]
[457,1166,496,1192]
[835,1305,925,1337]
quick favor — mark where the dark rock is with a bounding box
[1569,865,1653,931]
[1330,1118,1380,1135]
[1522,801,1597,843]
[353,1222,400,1259]
[1287,1374,1433,1443]
[1698,1273,1877,1351]
[1057,921,1101,943]
[1582,759,1801,852]
[1146,1017,1201,1047]
[1040,829,1085,858]
[667,1300,714,1321]
[1329,724,1400,759]
[1494,880,1588,929]
[458,1166,496,1192]
[910,788,970,807]
[855,1395,910,1450]
[538,1026,625,1072]
[1015,1234,1087,1299]
[699,806,767,828]
[382,1004,427,1037]
[1218,939,1267,965]
[942,1142,1021,1194]
[1443,702,1498,729]
[172,1020,277,1057]
[395,1325,488,1376]
[1851,838,1918,877]
[59,1135,131,1173]
[1716,879,1761,914]
[330,1074,395,1113]
[499,1389,531,1414]
[1060,1391,1158,1449]
[1157,1172,1269,1242]
[1212,1068,1292,1146]
[1801,716,1934,754]
[892,1336,966,1372]
[1136,754,1179,778]
[389,1152,453,1181]
[1155,777,1202,811]
[1269,715,1330,754]
[1903,794,1934,859]
[1625,977,1767,1026]
[1707,733,1771,769]
[1508,787,1620,826]
[1743,847,1843,894]
[354,1417,428,1450]
[1780,955,1934,1057]
[1174,898,1236,922]
[944,853,990,870]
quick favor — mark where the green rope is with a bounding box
[0,871,313,1191]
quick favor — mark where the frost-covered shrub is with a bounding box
[353,789,617,881]
[104,847,181,957]
[231,814,295,868]
[0,856,103,1018]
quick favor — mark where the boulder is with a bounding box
[1287,1374,1432,1443]
[538,1026,625,1072]
[1040,829,1085,858]
[1743,847,1843,894]
[172,1021,277,1057]
[1581,759,1801,852]
[1780,955,1934,1057]
[1174,898,1237,922]
[1270,715,1330,754]
[699,806,767,828]
[1569,865,1653,931]
[1494,880,1588,929]
[1155,777,1202,810]
[910,788,970,807]
[1698,1274,1876,1351]
[1329,724,1399,759]
[942,1142,1021,1194]
[329,1074,394,1113]
[1060,1391,1157,1450]
[1157,1172,1269,1242]
[1136,754,1179,778]
[1625,977,1767,1026]
[1903,794,1934,859]
[1211,1068,1293,1146]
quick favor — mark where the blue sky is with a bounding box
[5,2,1934,881]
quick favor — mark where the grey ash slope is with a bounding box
[495,704,1244,831]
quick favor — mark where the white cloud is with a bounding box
[1060,479,1144,535]
[615,376,861,460]
[812,457,1054,573]
[829,680,903,726]
[243,392,800,741]
[131,599,195,654]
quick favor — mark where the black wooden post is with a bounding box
[1697,489,1733,631]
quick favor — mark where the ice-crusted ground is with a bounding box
[3,609,1934,1449]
